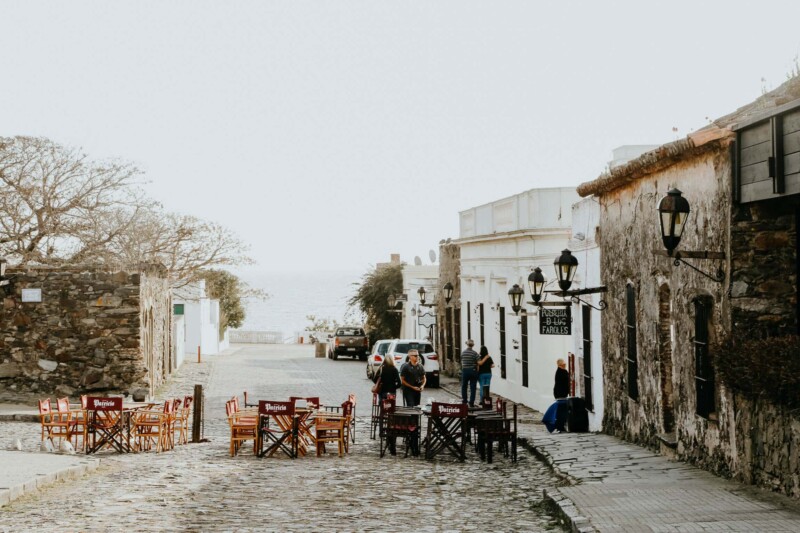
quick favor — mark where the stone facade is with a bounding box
[0,263,172,401]
[436,240,460,376]
[730,195,799,334]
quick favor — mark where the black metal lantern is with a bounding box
[528,267,545,303]
[417,286,426,306]
[387,294,396,309]
[508,284,524,315]
[658,188,690,255]
[554,249,578,292]
[443,282,453,304]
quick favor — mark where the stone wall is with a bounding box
[598,149,734,466]
[730,195,799,334]
[436,240,460,375]
[0,264,171,402]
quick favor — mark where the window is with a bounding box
[582,305,593,411]
[499,306,507,379]
[479,303,485,346]
[626,284,639,400]
[467,302,471,340]
[521,314,529,388]
[694,298,715,418]
[454,307,461,363]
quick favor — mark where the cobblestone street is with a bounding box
[0,345,565,532]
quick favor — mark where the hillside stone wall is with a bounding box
[0,264,171,402]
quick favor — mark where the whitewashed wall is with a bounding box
[457,187,579,413]
[400,264,440,340]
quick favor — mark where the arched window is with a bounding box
[694,297,715,418]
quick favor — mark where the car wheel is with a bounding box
[366,365,372,379]
[428,375,440,388]
[333,352,338,361]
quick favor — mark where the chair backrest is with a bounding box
[341,401,353,417]
[381,397,395,414]
[347,393,356,407]
[183,396,193,411]
[225,400,234,417]
[56,397,70,414]
[430,402,468,418]
[258,400,295,417]
[38,398,52,416]
[232,396,240,413]
[172,398,182,412]
[495,398,506,416]
[163,400,174,415]
[80,395,88,409]
[305,397,320,408]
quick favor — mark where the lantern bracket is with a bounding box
[652,249,726,283]
[546,286,608,312]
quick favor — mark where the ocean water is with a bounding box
[236,270,365,337]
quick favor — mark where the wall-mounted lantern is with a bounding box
[547,249,607,311]
[443,282,454,305]
[528,267,545,304]
[417,286,427,306]
[654,188,725,282]
[507,284,524,315]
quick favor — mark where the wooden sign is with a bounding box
[258,400,294,416]
[87,397,122,411]
[431,402,467,418]
[539,307,571,335]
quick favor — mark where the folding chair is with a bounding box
[424,402,467,462]
[315,413,346,457]
[226,400,258,456]
[370,393,381,440]
[258,400,297,459]
[132,402,170,453]
[86,397,128,454]
[173,395,193,445]
[57,397,85,452]
[38,398,71,447]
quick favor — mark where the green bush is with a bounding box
[714,333,800,409]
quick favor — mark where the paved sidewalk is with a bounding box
[0,451,99,507]
[440,372,800,531]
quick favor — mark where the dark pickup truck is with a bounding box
[328,327,370,361]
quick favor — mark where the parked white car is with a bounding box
[366,339,394,379]
[385,339,440,388]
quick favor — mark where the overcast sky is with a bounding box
[1,1,799,273]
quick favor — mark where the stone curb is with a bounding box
[0,455,100,508]
[520,433,596,533]
[440,378,596,532]
[0,414,39,423]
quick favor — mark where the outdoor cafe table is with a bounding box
[85,397,154,454]
[423,402,468,461]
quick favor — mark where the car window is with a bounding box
[393,342,434,354]
[337,328,362,336]
[377,342,390,355]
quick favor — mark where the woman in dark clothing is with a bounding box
[373,355,402,401]
[553,358,570,432]
[477,345,495,404]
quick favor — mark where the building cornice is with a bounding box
[455,227,571,245]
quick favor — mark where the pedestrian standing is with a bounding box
[477,345,495,404]
[553,358,570,433]
[372,355,402,401]
[400,350,426,407]
[460,340,479,407]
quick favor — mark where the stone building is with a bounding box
[577,76,800,498]
[436,240,461,377]
[0,263,172,401]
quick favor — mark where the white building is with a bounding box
[567,197,604,431]
[399,264,440,341]
[173,280,229,357]
[455,187,580,413]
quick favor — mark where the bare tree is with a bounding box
[105,207,254,284]
[0,136,145,263]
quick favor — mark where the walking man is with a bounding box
[400,349,426,407]
[460,340,479,407]
[553,358,570,432]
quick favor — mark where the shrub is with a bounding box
[714,333,800,409]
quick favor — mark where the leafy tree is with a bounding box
[199,269,267,338]
[305,315,341,333]
[349,263,403,343]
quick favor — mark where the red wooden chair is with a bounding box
[38,398,71,447]
[226,399,258,456]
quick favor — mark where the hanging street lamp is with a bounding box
[417,286,427,306]
[528,267,545,304]
[443,282,454,305]
[507,284,524,315]
[554,249,579,292]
